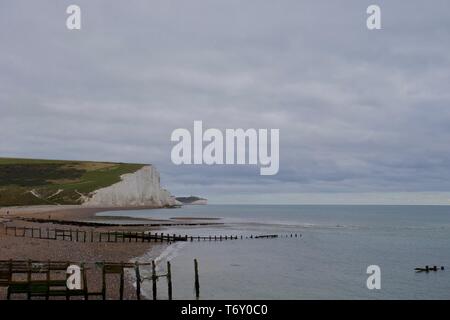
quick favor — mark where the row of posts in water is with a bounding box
[4,226,300,243]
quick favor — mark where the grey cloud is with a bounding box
[1,0,450,203]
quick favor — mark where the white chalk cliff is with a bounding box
[82,165,177,207]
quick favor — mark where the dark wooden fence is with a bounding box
[0,259,199,300]
[3,226,299,243]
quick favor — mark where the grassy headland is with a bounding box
[0,157,145,206]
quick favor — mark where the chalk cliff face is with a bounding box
[82,165,177,207]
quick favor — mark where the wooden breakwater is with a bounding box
[3,226,300,243]
[13,216,224,228]
[0,259,198,300]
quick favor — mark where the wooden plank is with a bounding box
[152,260,157,300]
[27,260,31,300]
[102,263,106,300]
[119,262,124,300]
[46,261,50,300]
[135,262,141,300]
[194,259,200,300]
[167,261,172,300]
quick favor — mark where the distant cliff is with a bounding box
[175,196,208,205]
[0,158,176,208]
[83,165,177,207]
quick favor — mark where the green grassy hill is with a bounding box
[0,157,145,206]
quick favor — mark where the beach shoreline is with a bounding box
[0,205,171,300]
[0,204,164,220]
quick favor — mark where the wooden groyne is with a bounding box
[4,226,192,243]
[0,259,198,300]
[3,226,300,243]
[255,234,278,239]
[12,216,223,228]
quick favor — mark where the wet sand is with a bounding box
[0,204,161,220]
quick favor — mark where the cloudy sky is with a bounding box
[1,1,450,204]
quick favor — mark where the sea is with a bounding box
[97,205,450,299]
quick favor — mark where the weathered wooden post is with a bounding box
[152,260,157,300]
[46,260,50,300]
[119,262,124,300]
[82,263,88,300]
[65,261,70,300]
[167,261,172,300]
[194,259,200,300]
[101,262,106,300]
[27,259,32,300]
[135,262,141,300]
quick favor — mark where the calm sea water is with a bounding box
[98,205,450,299]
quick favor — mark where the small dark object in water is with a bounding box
[415,265,445,272]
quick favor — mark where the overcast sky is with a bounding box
[1,1,450,204]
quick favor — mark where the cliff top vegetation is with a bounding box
[0,157,145,206]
